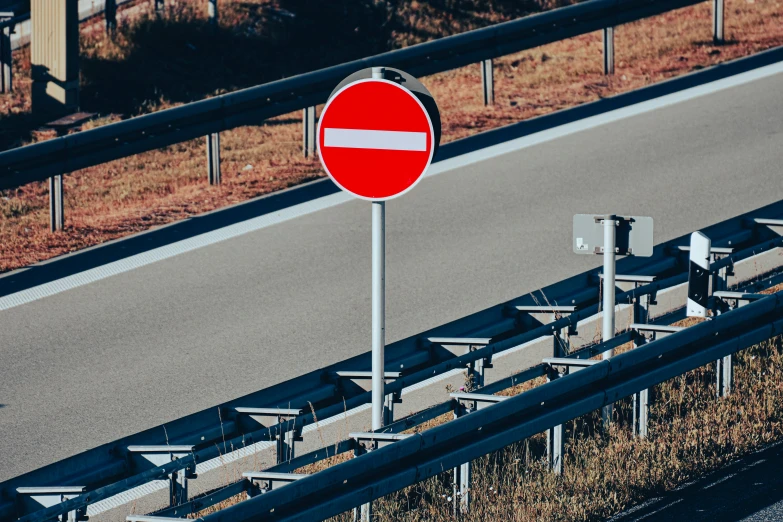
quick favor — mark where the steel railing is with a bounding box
[2,205,782,521]
[204,290,783,522]
[0,0,730,230]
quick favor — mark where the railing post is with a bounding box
[545,368,564,474]
[105,0,117,34]
[0,22,12,94]
[632,290,650,438]
[712,254,733,397]
[603,27,615,75]
[169,468,189,506]
[480,58,494,106]
[452,402,471,515]
[206,132,221,185]
[49,175,64,232]
[303,106,316,158]
[353,441,372,522]
[713,0,724,44]
[208,0,218,26]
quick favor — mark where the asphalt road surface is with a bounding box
[610,442,783,522]
[1,65,782,483]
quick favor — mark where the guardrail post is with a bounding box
[452,402,471,515]
[353,441,372,522]
[480,58,494,105]
[208,0,218,26]
[207,132,221,185]
[545,368,564,474]
[632,290,650,437]
[553,313,572,358]
[0,21,12,94]
[303,106,316,158]
[105,0,117,34]
[169,468,189,506]
[275,416,300,464]
[603,27,615,75]
[49,175,64,232]
[383,391,398,426]
[712,253,733,397]
[713,0,724,44]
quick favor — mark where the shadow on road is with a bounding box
[608,441,783,522]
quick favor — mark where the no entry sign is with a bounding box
[317,74,437,200]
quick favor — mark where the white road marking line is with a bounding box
[324,128,427,151]
[1,60,781,311]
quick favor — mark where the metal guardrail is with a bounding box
[202,290,783,522]
[0,0,730,229]
[1,207,782,521]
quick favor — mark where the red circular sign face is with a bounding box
[317,79,435,201]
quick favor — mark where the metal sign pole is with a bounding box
[601,215,616,426]
[602,216,617,348]
[371,200,386,432]
[371,66,386,435]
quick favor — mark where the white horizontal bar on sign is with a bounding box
[324,128,427,151]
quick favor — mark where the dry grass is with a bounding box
[183,325,783,521]
[1,0,782,274]
[317,333,783,521]
[178,288,783,521]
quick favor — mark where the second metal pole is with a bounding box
[371,200,385,432]
[602,217,616,348]
[601,216,616,425]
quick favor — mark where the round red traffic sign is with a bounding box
[317,78,435,201]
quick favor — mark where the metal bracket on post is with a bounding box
[449,393,508,514]
[453,401,471,516]
[333,371,402,425]
[350,432,412,522]
[207,132,221,185]
[631,278,653,438]
[234,408,303,464]
[17,487,88,522]
[542,358,600,472]
[713,0,724,44]
[544,365,565,474]
[480,58,494,106]
[127,446,196,507]
[428,337,492,391]
[632,328,650,438]
[0,20,13,93]
[243,471,307,498]
[49,175,64,232]
[517,305,578,357]
[603,26,615,75]
[303,106,316,158]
